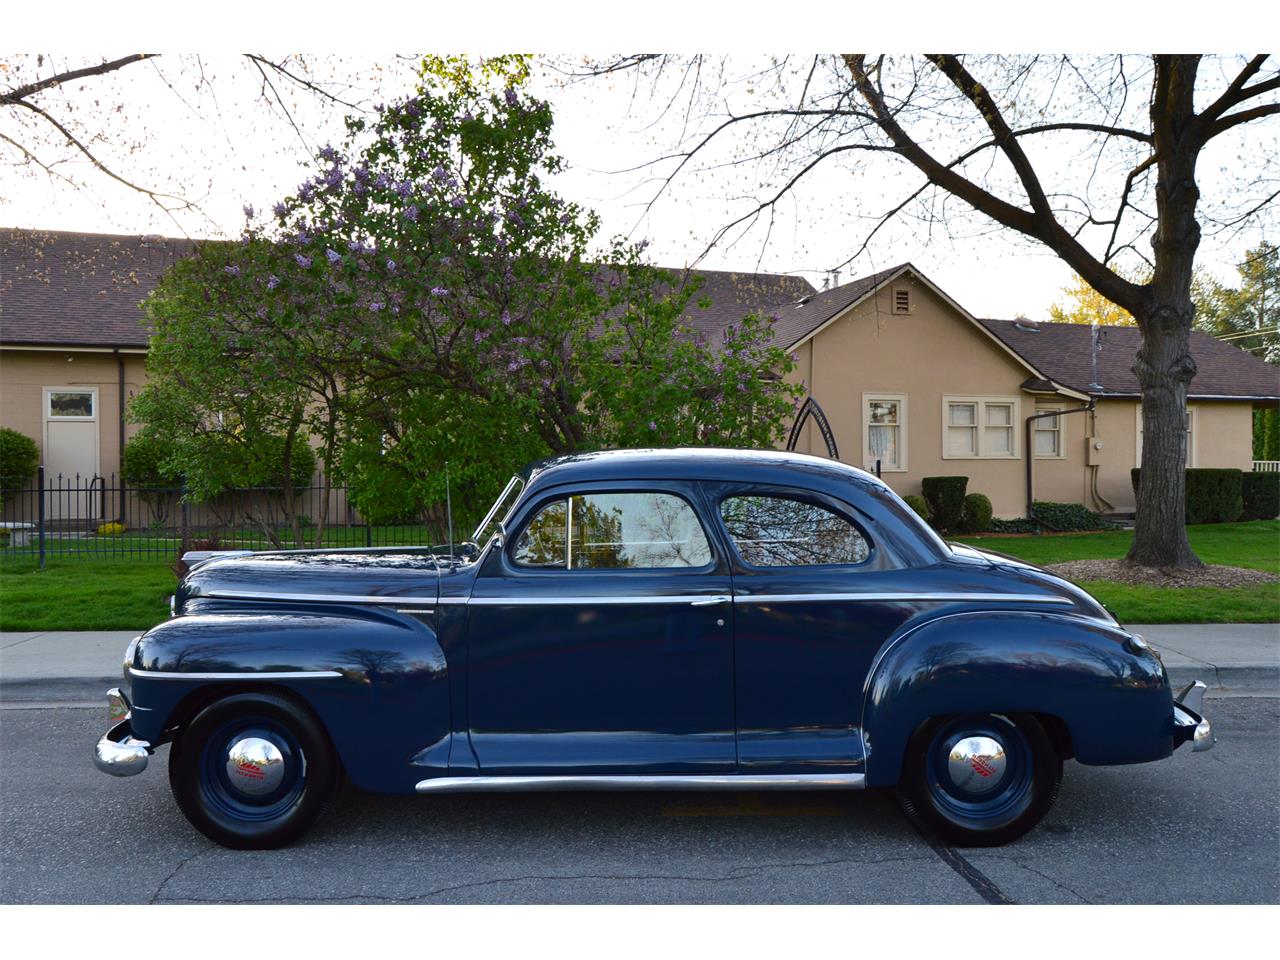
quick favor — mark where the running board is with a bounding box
[414,773,865,794]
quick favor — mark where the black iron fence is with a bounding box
[0,468,448,565]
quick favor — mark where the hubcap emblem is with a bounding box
[946,736,1006,794]
[225,736,285,797]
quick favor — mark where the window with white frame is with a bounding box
[1034,406,1063,458]
[1136,405,1196,467]
[941,396,1020,459]
[863,393,907,472]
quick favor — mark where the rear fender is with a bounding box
[860,611,1172,787]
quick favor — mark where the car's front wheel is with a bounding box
[168,692,340,850]
[897,712,1062,847]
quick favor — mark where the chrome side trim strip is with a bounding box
[415,773,865,794]
[733,592,1073,605]
[129,669,342,680]
[200,589,1071,608]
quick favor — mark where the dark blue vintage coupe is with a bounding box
[94,449,1213,849]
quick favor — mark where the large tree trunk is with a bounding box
[1127,55,1203,569]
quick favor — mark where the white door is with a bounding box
[43,388,101,521]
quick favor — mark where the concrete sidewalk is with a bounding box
[1,623,1276,701]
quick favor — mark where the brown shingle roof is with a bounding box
[978,318,1280,400]
[1,228,197,347]
[1,228,814,351]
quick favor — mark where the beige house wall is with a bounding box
[0,347,148,480]
[780,276,1262,518]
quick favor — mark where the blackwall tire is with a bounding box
[168,692,339,850]
[897,712,1062,847]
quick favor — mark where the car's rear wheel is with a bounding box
[897,712,1061,847]
[168,692,339,850]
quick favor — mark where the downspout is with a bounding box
[1025,401,1095,527]
[115,348,127,527]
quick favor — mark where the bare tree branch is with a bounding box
[0,54,157,104]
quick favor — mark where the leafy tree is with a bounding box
[135,71,802,542]
[580,54,1280,568]
[1049,273,1140,326]
[1195,243,1280,363]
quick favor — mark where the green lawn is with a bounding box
[956,520,1280,624]
[0,557,177,632]
[2,521,1276,632]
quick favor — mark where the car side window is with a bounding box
[512,492,713,570]
[720,495,870,567]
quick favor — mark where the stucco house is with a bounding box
[3,228,1276,521]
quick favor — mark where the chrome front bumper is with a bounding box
[1173,680,1215,753]
[93,688,152,777]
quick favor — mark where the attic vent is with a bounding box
[891,287,911,314]
[1013,315,1041,332]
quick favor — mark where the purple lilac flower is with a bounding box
[318,145,339,163]
[431,286,449,297]
[224,264,241,277]
[297,182,315,203]
[501,310,513,325]
[462,110,474,122]
[504,88,519,107]
[403,205,419,222]
[326,248,342,264]
[473,330,489,344]
[450,196,465,209]
[267,275,280,290]
[375,171,390,189]
[559,213,572,225]
[648,421,657,431]
[272,201,288,219]
[507,210,525,228]
[369,301,384,312]
[324,167,342,189]
[386,259,396,272]
[432,165,447,182]
[242,204,255,219]
[294,254,312,268]
[395,180,413,199]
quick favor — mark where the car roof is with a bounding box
[522,447,886,493]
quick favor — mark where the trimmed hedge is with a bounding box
[1242,471,1280,521]
[922,476,968,532]
[959,493,993,534]
[1131,467,1244,524]
[902,494,932,522]
[1032,500,1110,531]
[988,517,1039,534]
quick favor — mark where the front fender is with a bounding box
[127,604,449,793]
[860,611,1171,788]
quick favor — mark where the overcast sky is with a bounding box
[3,51,1276,320]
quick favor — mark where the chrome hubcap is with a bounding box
[946,736,1006,794]
[225,736,285,797]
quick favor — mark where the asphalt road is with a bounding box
[1,698,1277,904]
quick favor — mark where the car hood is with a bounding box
[179,549,445,607]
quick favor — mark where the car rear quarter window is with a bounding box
[512,492,712,569]
[720,495,870,567]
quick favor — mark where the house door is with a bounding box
[43,388,100,521]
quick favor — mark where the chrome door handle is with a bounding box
[690,595,730,607]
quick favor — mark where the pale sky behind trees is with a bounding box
[3,10,1277,322]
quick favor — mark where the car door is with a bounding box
[709,482,906,774]
[465,482,736,775]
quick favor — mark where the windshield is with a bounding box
[471,475,525,544]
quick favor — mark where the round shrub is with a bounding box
[921,476,968,532]
[0,427,40,502]
[959,493,993,533]
[902,494,932,523]
[122,431,183,491]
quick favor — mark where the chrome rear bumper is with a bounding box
[1173,680,1215,753]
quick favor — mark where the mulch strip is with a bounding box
[1046,559,1279,589]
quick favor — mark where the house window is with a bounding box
[1034,406,1063,458]
[947,402,977,456]
[892,287,912,314]
[942,396,1021,459]
[48,390,95,419]
[1136,406,1196,467]
[863,393,907,472]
